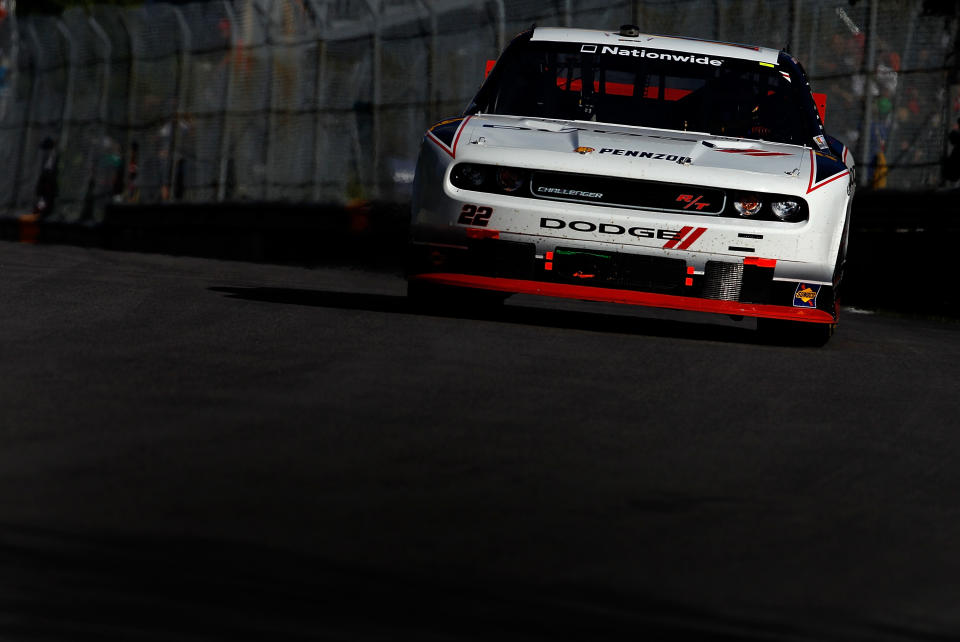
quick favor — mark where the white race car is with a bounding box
[408,25,855,344]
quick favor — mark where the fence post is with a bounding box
[790,0,801,60]
[3,11,23,212]
[217,0,237,202]
[563,0,572,28]
[169,6,191,201]
[88,15,112,217]
[259,1,273,200]
[941,13,960,185]
[858,0,878,187]
[491,0,505,54]
[88,16,112,149]
[806,2,820,78]
[0,8,18,124]
[362,0,381,199]
[306,0,326,203]
[121,9,139,202]
[713,0,720,41]
[55,20,76,160]
[416,0,438,124]
[14,23,42,211]
[883,0,921,181]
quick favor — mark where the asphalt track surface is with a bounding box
[2,241,959,642]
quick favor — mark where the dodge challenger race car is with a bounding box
[408,25,855,344]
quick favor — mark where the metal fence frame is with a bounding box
[0,0,957,222]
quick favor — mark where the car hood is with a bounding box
[457,114,810,193]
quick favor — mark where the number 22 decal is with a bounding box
[458,204,493,227]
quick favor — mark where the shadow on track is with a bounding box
[208,286,774,346]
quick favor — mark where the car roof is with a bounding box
[529,27,782,66]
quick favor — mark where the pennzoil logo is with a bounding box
[793,283,821,308]
[574,146,595,154]
[599,148,692,164]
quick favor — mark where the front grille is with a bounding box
[530,170,726,215]
[408,240,537,279]
[552,247,686,293]
[702,261,744,301]
[469,239,537,278]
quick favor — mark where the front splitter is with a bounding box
[410,272,837,324]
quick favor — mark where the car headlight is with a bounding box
[771,200,801,221]
[452,164,486,189]
[733,194,762,217]
[495,166,524,192]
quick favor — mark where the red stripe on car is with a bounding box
[410,273,837,323]
[676,227,707,250]
[662,226,692,249]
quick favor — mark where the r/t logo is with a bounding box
[676,194,711,211]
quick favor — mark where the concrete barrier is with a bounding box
[2,189,956,317]
[844,190,959,317]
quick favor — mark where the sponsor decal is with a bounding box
[793,282,821,308]
[458,204,493,226]
[598,148,692,164]
[539,218,707,250]
[813,135,829,151]
[675,194,712,211]
[582,43,723,66]
[536,186,603,199]
[574,146,595,154]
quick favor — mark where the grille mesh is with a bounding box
[703,261,744,301]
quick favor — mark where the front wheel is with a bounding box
[757,318,835,347]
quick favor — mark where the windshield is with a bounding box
[471,38,817,146]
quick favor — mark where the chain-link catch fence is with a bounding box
[0,0,957,222]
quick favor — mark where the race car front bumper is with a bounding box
[407,237,838,323]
